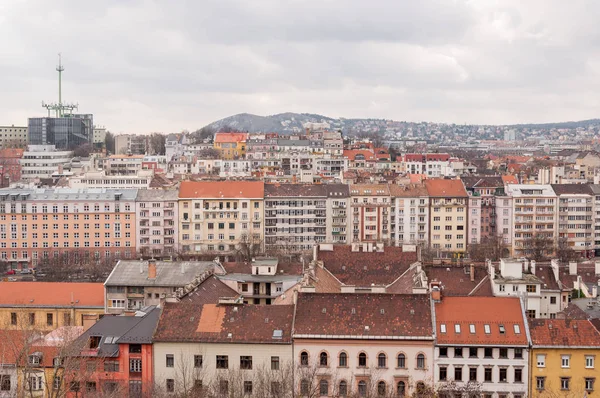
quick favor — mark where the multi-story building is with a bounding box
[92,126,107,149]
[264,184,328,253]
[0,188,137,270]
[293,293,434,397]
[104,258,221,314]
[0,282,103,330]
[400,154,451,177]
[325,184,350,244]
[0,148,23,186]
[153,279,294,397]
[496,195,514,249]
[68,170,153,189]
[529,319,600,397]
[213,132,248,160]
[349,184,391,243]
[390,183,429,246]
[114,134,148,155]
[28,115,93,150]
[0,125,27,148]
[462,176,505,242]
[178,181,264,255]
[433,295,530,398]
[322,131,344,156]
[100,154,145,176]
[504,184,558,258]
[425,179,469,257]
[19,145,74,181]
[551,184,594,257]
[592,184,600,256]
[135,189,179,258]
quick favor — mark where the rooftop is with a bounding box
[264,183,328,198]
[0,188,138,201]
[0,282,104,308]
[214,132,248,143]
[135,188,179,201]
[425,179,468,197]
[426,265,492,297]
[105,260,218,287]
[529,318,600,347]
[551,184,593,195]
[179,181,264,199]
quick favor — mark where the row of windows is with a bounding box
[439,365,522,383]
[438,347,523,359]
[300,351,426,369]
[301,379,420,397]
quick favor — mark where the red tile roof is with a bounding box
[426,266,492,296]
[317,246,418,286]
[294,293,433,338]
[343,150,376,161]
[214,132,248,143]
[179,181,264,198]
[502,175,519,184]
[0,282,104,308]
[425,179,468,197]
[403,154,450,162]
[435,297,528,346]
[530,319,600,347]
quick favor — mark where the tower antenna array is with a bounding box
[42,53,78,117]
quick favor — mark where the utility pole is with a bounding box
[57,53,64,116]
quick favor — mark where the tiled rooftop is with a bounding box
[530,319,600,347]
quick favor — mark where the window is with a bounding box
[104,361,119,372]
[469,367,477,382]
[46,313,53,326]
[416,354,425,369]
[10,312,16,325]
[586,378,595,391]
[377,381,386,397]
[86,381,97,392]
[499,324,505,334]
[339,352,347,367]
[216,355,229,369]
[397,381,405,397]
[561,377,570,390]
[194,355,203,368]
[537,354,546,367]
[244,381,253,395]
[166,354,174,368]
[271,382,280,396]
[319,352,328,366]
[550,296,557,304]
[484,368,492,382]
[1,375,11,392]
[129,344,142,353]
[439,347,448,357]
[536,377,545,390]
[499,348,508,358]
[54,375,61,390]
[377,353,387,368]
[320,380,328,396]
[514,348,523,359]
[301,380,309,395]
[166,379,174,393]
[561,355,570,368]
[220,380,229,395]
[484,324,491,334]
[130,359,142,373]
[440,324,446,333]
[469,347,478,358]
[484,348,493,358]
[469,324,475,334]
[397,353,406,368]
[28,313,35,325]
[358,352,367,367]
[454,347,463,358]
[586,355,595,368]
[526,285,537,293]
[514,324,521,334]
[339,381,348,397]
[514,368,522,383]
[240,356,253,370]
[454,366,462,381]
[300,351,308,366]
[439,366,447,381]
[358,381,366,397]
[499,368,507,382]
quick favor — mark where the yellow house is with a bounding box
[529,319,600,397]
[0,282,104,331]
[213,132,248,160]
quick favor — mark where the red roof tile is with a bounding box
[530,319,600,347]
[426,266,492,296]
[435,297,528,346]
[214,132,248,143]
[0,282,104,308]
[343,150,376,161]
[294,293,433,338]
[179,181,264,198]
[425,179,468,197]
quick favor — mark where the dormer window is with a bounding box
[440,324,446,333]
[484,324,491,334]
[499,325,506,334]
[454,324,461,333]
[469,324,475,334]
[28,354,41,365]
[89,336,101,349]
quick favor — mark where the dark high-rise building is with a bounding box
[28,114,93,150]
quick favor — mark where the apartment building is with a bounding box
[213,132,248,160]
[135,189,179,257]
[178,181,264,255]
[114,134,148,155]
[462,177,505,242]
[592,184,600,256]
[68,170,153,189]
[400,154,451,177]
[504,184,558,258]
[293,293,434,398]
[0,125,27,148]
[434,296,530,398]
[425,179,469,257]
[0,188,137,270]
[325,184,350,244]
[349,184,391,243]
[496,196,514,248]
[551,184,594,257]
[19,145,74,180]
[390,183,429,246]
[100,154,145,176]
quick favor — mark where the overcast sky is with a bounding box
[1,0,599,133]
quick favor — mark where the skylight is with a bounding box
[454,324,461,333]
[469,324,475,334]
[440,324,446,333]
[514,324,521,334]
[484,324,491,334]
[272,330,283,339]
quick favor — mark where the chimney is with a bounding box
[470,264,475,282]
[313,245,318,262]
[430,281,442,302]
[148,259,157,279]
[569,261,578,276]
[595,262,600,276]
[181,262,185,274]
[523,260,529,273]
[530,260,536,276]
[593,285,598,299]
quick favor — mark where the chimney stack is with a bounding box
[181,262,185,274]
[148,259,157,279]
[430,281,442,302]
[470,264,475,282]
[569,261,578,276]
[531,260,536,275]
[595,262,600,276]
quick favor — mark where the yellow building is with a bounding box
[529,319,600,397]
[0,282,104,331]
[213,132,248,159]
[425,179,468,258]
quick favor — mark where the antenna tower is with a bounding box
[42,53,78,117]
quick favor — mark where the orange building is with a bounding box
[0,188,138,270]
[213,132,248,159]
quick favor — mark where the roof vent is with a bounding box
[229,317,235,322]
[363,266,367,270]
[364,325,370,331]
[227,333,233,339]
[410,309,415,315]
[233,307,238,312]
[351,308,356,314]
[322,308,327,314]
[380,309,385,315]
[264,318,269,323]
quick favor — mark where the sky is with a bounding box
[1,0,600,133]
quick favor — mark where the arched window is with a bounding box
[320,380,329,396]
[339,381,347,397]
[377,381,386,396]
[301,380,309,395]
[339,352,347,367]
[397,354,406,368]
[300,351,309,366]
[377,353,387,368]
[416,354,425,369]
[416,382,426,398]
[358,381,367,397]
[320,352,328,367]
[358,353,367,367]
[397,381,406,397]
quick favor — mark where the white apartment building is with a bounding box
[591,185,600,255]
[0,125,27,148]
[325,185,350,244]
[390,184,429,246]
[552,184,594,257]
[68,170,153,189]
[19,145,74,180]
[136,189,179,257]
[468,195,482,244]
[504,184,558,258]
[100,154,145,176]
[92,126,107,146]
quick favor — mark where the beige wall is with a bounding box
[429,197,467,255]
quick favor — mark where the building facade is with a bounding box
[135,189,179,258]
[28,115,92,150]
[0,125,27,148]
[19,145,73,181]
[349,184,391,243]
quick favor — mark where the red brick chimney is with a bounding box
[148,259,157,279]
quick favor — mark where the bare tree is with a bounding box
[555,237,581,263]
[467,235,508,262]
[522,234,555,261]
[235,233,264,262]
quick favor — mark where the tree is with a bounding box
[556,237,581,263]
[467,236,508,262]
[150,133,167,155]
[522,234,554,261]
[235,233,264,262]
[191,126,216,144]
[104,131,115,154]
[198,148,221,159]
[72,143,93,157]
